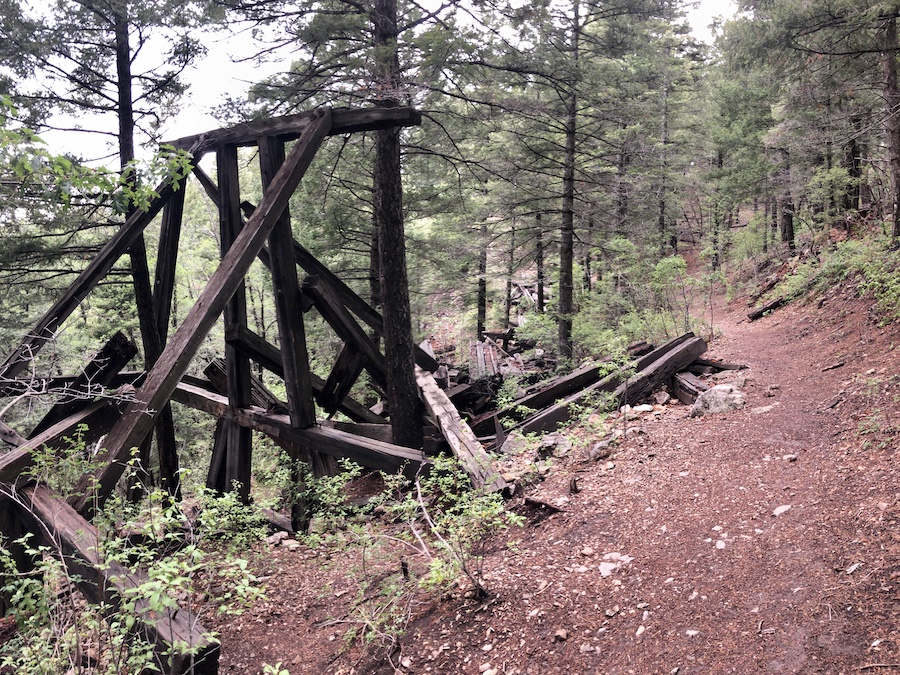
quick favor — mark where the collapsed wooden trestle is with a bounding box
[0,106,509,673]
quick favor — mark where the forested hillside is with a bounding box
[1,0,900,673]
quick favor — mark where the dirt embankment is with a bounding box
[213,280,900,675]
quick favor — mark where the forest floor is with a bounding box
[208,276,900,675]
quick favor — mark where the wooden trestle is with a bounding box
[0,105,509,673]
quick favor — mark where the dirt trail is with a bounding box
[214,286,900,675]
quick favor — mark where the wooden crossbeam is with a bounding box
[171,382,424,473]
[224,324,385,424]
[29,331,137,438]
[304,275,388,386]
[0,400,122,485]
[70,108,334,517]
[319,344,366,415]
[15,484,218,675]
[0,142,201,382]
[164,107,421,154]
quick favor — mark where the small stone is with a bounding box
[579,643,595,654]
[280,538,301,551]
[553,629,569,641]
[266,531,288,545]
[589,441,612,461]
[481,643,493,652]
[484,670,498,675]
[715,540,726,550]
[654,391,671,405]
[633,404,654,413]
[685,630,699,637]
[635,625,646,636]
[401,657,412,668]
[605,605,619,617]
[479,663,492,673]
[581,547,595,557]
[783,454,798,462]
[772,504,792,517]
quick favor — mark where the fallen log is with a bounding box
[14,484,219,675]
[415,366,510,495]
[748,296,785,321]
[692,357,747,371]
[611,338,707,407]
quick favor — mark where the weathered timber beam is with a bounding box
[70,109,334,517]
[164,106,421,153]
[610,337,707,407]
[672,371,709,405]
[15,484,218,675]
[319,344,366,415]
[415,366,510,495]
[170,382,424,473]
[30,331,137,438]
[514,333,698,436]
[0,401,122,485]
[259,136,320,446]
[153,183,187,339]
[304,275,388,387]
[223,324,385,424]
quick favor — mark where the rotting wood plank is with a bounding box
[0,400,122,485]
[415,366,510,495]
[164,107,421,154]
[224,324,385,424]
[0,148,199,382]
[514,333,699,436]
[170,383,424,473]
[70,109,334,517]
[479,333,694,437]
[672,371,709,405]
[29,331,137,438]
[16,484,218,675]
[748,296,785,321]
[692,356,747,371]
[610,337,707,407]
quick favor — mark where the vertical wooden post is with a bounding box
[217,144,254,503]
[259,135,333,526]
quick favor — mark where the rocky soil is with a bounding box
[209,279,900,675]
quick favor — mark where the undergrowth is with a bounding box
[0,430,267,674]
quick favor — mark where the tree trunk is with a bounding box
[657,62,670,258]
[115,10,180,500]
[535,213,545,313]
[372,0,422,450]
[779,148,795,251]
[558,0,579,360]
[477,221,487,336]
[882,16,900,243]
[504,222,515,328]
